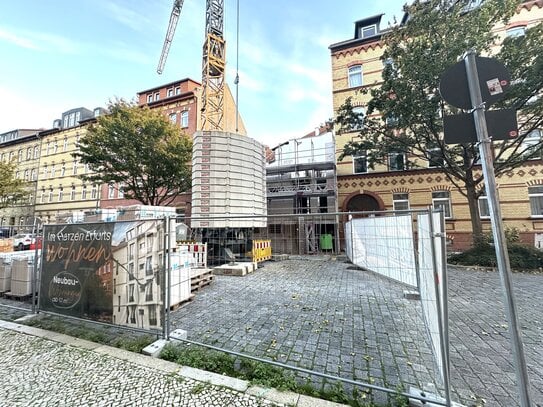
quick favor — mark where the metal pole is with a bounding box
[164,217,172,340]
[464,50,532,406]
[438,209,451,406]
[427,208,451,406]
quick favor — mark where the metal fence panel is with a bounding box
[345,214,418,288]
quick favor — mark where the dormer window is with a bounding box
[361,24,376,38]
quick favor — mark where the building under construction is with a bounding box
[263,130,339,254]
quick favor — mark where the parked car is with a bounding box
[13,234,35,251]
[0,227,16,238]
[29,236,43,250]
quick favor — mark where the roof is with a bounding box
[137,78,201,95]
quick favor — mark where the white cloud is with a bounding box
[101,1,152,32]
[0,27,39,50]
[0,26,78,54]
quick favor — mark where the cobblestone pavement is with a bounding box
[0,326,284,407]
[169,259,543,407]
[1,258,542,406]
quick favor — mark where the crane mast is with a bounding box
[201,0,225,131]
[157,0,226,131]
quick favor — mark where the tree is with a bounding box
[0,160,28,210]
[336,0,543,244]
[76,99,193,206]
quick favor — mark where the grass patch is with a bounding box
[10,314,408,406]
[449,243,543,270]
[160,343,406,406]
[22,315,156,353]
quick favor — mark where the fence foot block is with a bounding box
[403,290,421,300]
[142,339,169,358]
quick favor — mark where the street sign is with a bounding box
[443,108,518,144]
[439,56,511,109]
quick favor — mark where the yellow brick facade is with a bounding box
[330,1,543,249]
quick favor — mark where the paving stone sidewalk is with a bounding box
[1,258,542,406]
[169,259,542,407]
[0,321,349,407]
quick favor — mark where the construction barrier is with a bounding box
[252,240,272,263]
[0,239,13,253]
[178,242,208,269]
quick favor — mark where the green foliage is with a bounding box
[160,344,394,406]
[75,99,193,206]
[335,0,543,240]
[449,243,543,269]
[0,160,29,210]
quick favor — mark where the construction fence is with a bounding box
[0,210,453,406]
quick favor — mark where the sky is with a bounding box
[0,0,406,147]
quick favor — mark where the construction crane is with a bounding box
[157,0,225,132]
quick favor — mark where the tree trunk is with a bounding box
[465,177,484,246]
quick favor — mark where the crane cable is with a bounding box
[234,0,240,133]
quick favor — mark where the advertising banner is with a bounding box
[40,223,114,322]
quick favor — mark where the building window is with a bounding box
[350,107,365,131]
[432,191,452,218]
[145,257,153,275]
[529,185,543,217]
[31,168,37,181]
[181,111,189,128]
[119,184,125,199]
[129,243,135,261]
[128,284,135,303]
[428,148,445,168]
[478,190,490,219]
[522,129,542,160]
[33,146,39,159]
[18,149,23,162]
[53,141,58,154]
[353,153,368,174]
[154,92,160,101]
[361,24,376,38]
[51,163,56,178]
[63,136,68,151]
[61,162,66,176]
[175,87,180,95]
[82,185,87,200]
[506,25,526,38]
[48,187,53,203]
[388,152,406,171]
[348,65,363,88]
[108,183,115,199]
[169,113,177,124]
[70,186,76,201]
[91,184,98,199]
[147,94,153,103]
[145,281,153,301]
[393,193,409,211]
[58,187,64,202]
[167,88,174,97]
[24,169,29,181]
[26,147,32,160]
[72,159,78,175]
[40,189,45,203]
[43,164,48,178]
[149,306,157,326]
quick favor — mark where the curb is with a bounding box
[0,319,348,407]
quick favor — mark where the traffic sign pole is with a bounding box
[464,49,533,407]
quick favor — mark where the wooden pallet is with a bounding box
[170,294,195,311]
[3,291,34,302]
[190,268,214,292]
